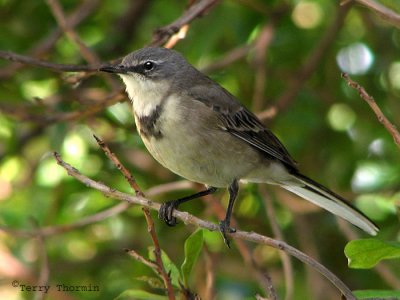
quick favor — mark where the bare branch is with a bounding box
[341,73,400,149]
[349,0,400,28]
[0,181,192,238]
[52,152,356,299]
[201,193,278,298]
[32,221,50,300]
[200,44,253,73]
[125,248,159,272]
[262,188,294,300]
[143,207,176,300]
[151,0,220,46]
[95,136,174,298]
[46,0,100,64]
[0,202,130,237]
[203,248,215,300]
[0,0,99,79]
[94,135,144,196]
[0,50,99,72]
[251,23,275,112]
[0,89,125,126]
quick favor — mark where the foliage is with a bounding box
[345,238,400,269]
[0,0,399,299]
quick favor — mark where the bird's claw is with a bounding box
[159,201,178,226]
[219,220,236,248]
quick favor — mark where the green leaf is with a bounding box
[114,289,168,300]
[181,229,204,287]
[353,289,400,299]
[344,238,400,269]
[148,247,181,287]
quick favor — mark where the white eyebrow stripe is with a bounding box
[138,59,164,64]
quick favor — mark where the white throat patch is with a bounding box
[119,74,170,118]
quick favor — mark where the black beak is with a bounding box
[99,65,127,74]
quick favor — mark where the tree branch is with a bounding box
[94,134,144,197]
[341,73,400,149]
[125,248,159,271]
[52,151,356,300]
[0,50,99,72]
[0,181,193,238]
[95,136,175,298]
[348,0,400,28]
[261,187,294,300]
[143,207,176,300]
[151,0,220,46]
[0,0,99,79]
[46,0,100,64]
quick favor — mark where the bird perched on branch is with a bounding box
[100,47,378,247]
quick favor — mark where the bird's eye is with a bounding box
[143,61,155,71]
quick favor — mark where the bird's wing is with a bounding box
[219,107,298,169]
[188,81,298,170]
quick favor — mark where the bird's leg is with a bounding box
[219,179,239,248]
[159,186,218,226]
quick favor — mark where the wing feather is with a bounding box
[221,108,297,169]
[188,81,297,170]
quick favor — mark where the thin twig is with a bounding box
[0,181,192,238]
[94,135,144,197]
[0,50,99,72]
[151,0,220,46]
[0,0,99,79]
[52,152,356,299]
[203,247,215,300]
[202,193,278,298]
[95,136,175,298]
[164,24,190,49]
[293,215,335,299]
[0,89,125,125]
[348,0,400,28]
[46,0,100,64]
[32,222,50,300]
[143,207,176,300]
[200,44,253,73]
[0,202,130,237]
[252,22,275,112]
[341,73,400,149]
[262,188,294,300]
[125,248,159,270]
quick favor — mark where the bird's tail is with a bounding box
[282,173,379,235]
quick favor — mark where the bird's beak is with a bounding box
[99,65,127,74]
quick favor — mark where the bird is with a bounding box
[99,47,378,247]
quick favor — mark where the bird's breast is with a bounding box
[132,97,265,187]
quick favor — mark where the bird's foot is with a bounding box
[158,201,178,226]
[219,219,236,248]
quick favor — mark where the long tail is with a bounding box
[282,173,378,235]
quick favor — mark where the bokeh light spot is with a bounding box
[292,1,323,29]
[36,157,65,187]
[67,240,97,261]
[21,79,57,100]
[336,43,374,75]
[327,103,356,131]
[388,61,400,90]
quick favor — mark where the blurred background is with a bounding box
[0,0,399,299]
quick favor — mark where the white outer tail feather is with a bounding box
[282,175,378,236]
